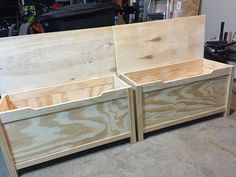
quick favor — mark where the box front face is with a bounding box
[143,76,228,130]
[4,97,131,168]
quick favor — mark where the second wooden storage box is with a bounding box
[113,16,234,141]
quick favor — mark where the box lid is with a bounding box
[113,15,205,73]
[0,27,116,94]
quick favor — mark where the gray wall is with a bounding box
[200,0,236,41]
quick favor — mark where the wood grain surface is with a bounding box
[0,27,116,94]
[7,76,115,109]
[0,97,10,112]
[143,76,228,129]
[124,59,203,85]
[113,16,205,73]
[4,98,131,165]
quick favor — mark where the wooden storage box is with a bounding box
[0,27,136,177]
[113,16,234,141]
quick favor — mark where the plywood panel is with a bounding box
[0,27,116,94]
[10,84,113,109]
[143,76,228,128]
[5,98,130,165]
[125,59,204,84]
[113,16,205,73]
[8,77,114,109]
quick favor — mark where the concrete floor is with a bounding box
[1,92,236,177]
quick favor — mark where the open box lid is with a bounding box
[113,15,205,74]
[0,27,116,94]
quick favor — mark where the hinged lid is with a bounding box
[0,27,116,94]
[113,15,205,73]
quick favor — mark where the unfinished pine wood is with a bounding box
[0,89,129,124]
[125,59,203,85]
[2,76,125,110]
[136,86,144,141]
[123,59,231,86]
[0,24,137,177]
[114,16,233,141]
[4,98,131,168]
[144,107,226,133]
[0,27,116,94]
[0,122,18,177]
[127,88,137,144]
[143,76,228,129]
[113,16,205,73]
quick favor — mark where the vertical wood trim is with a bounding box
[136,86,144,141]
[225,68,234,117]
[0,121,18,177]
[128,88,136,144]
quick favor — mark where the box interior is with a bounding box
[123,59,231,85]
[0,76,126,112]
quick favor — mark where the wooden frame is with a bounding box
[0,27,136,177]
[113,16,234,141]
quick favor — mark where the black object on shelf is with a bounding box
[204,21,236,63]
[38,3,121,32]
[0,0,18,37]
[226,44,236,62]
[0,0,18,19]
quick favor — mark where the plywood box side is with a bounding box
[0,76,130,113]
[4,97,132,167]
[7,76,113,99]
[16,133,130,170]
[144,107,226,133]
[0,27,117,95]
[123,59,204,85]
[142,76,229,129]
[113,15,206,73]
[7,76,114,109]
[203,59,234,72]
[122,59,232,87]
[0,88,129,124]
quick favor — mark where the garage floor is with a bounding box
[1,87,236,177]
